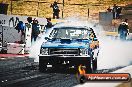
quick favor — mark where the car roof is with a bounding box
[52,21,94,31]
[54,26,90,30]
[53,24,92,30]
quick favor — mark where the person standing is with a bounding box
[24,17,33,53]
[116,6,122,19]
[50,1,60,19]
[32,18,40,42]
[112,4,118,19]
[44,18,53,33]
[118,19,129,40]
[15,21,25,43]
[45,18,53,28]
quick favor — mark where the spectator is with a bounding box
[50,1,60,19]
[112,4,118,19]
[118,19,129,40]
[45,18,53,28]
[32,18,40,42]
[27,17,32,23]
[15,21,25,43]
[25,17,33,45]
[116,7,122,19]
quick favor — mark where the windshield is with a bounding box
[49,27,94,39]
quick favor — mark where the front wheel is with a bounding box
[92,58,97,71]
[39,61,47,72]
[85,58,93,74]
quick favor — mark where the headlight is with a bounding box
[80,48,89,56]
[40,48,48,55]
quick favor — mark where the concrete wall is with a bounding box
[0,14,47,27]
[99,12,113,25]
[0,14,47,47]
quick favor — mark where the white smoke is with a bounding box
[29,18,90,62]
[94,24,132,69]
[29,28,53,62]
[98,37,132,69]
[29,18,132,70]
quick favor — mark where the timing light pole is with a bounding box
[37,1,39,17]
[11,0,12,15]
[62,0,64,18]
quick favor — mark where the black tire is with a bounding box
[92,58,97,71]
[39,58,47,72]
[85,67,92,73]
[39,62,47,72]
[85,58,93,74]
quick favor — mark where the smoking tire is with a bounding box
[92,58,97,71]
[85,58,93,74]
[92,48,98,72]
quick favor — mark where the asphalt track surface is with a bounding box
[0,57,126,87]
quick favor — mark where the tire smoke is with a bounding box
[29,19,132,70]
[95,24,132,69]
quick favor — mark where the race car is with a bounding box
[39,24,99,73]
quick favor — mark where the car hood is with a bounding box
[41,39,90,48]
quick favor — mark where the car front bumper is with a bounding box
[39,54,91,60]
[39,55,93,73]
[39,55,91,66]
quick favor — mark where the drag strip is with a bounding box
[0,57,128,87]
[0,57,78,87]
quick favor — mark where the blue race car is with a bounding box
[39,25,99,73]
